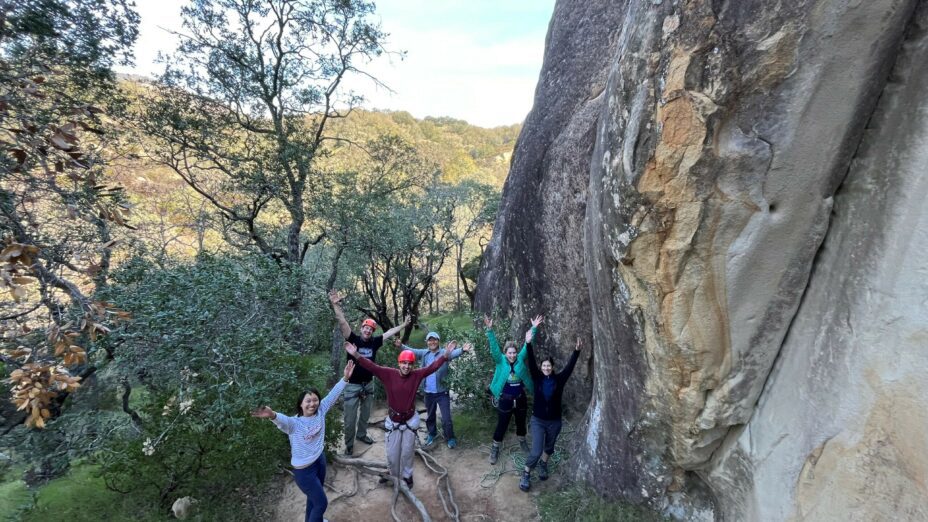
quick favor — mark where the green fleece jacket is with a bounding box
[486,327,534,398]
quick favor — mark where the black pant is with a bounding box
[493,392,527,442]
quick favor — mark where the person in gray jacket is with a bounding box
[395,332,472,448]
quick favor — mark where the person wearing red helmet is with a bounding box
[328,290,409,456]
[345,340,456,489]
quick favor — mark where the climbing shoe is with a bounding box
[489,443,500,465]
[519,470,531,492]
[519,437,529,453]
[538,460,549,481]
[447,438,457,449]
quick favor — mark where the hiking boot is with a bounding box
[356,434,374,444]
[424,434,435,447]
[519,470,531,492]
[489,443,500,465]
[538,460,549,481]
[344,445,354,457]
[403,476,414,489]
[447,438,457,449]
[519,437,529,453]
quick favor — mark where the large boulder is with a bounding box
[475,0,628,406]
[477,0,928,519]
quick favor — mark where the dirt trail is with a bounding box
[272,403,552,522]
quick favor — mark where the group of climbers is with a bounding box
[251,288,582,521]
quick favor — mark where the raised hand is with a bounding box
[575,337,582,352]
[344,360,356,380]
[462,342,473,353]
[531,315,544,328]
[444,340,458,358]
[403,315,412,327]
[344,342,358,357]
[328,289,344,305]
[483,314,493,329]
[251,406,275,419]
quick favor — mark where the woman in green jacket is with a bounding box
[484,314,540,465]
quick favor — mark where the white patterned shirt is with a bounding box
[271,379,347,467]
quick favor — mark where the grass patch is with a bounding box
[537,484,667,522]
[18,464,167,522]
[451,407,496,444]
[0,478,31,521]
[411,311,476,345]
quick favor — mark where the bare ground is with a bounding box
[272,403,557,522]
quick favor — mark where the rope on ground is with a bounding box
[416,447,460,521]
[478,421,576,488]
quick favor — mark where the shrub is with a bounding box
[89,255,342,508]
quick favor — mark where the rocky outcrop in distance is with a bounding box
[475,0,928,519]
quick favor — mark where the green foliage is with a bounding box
[88,255,341,507]
[447,408,496,443]
[537,485,668,522]
[0,477,31,521]
[432,313,507,415]
[2,0,139,80]
[17,464,165,522]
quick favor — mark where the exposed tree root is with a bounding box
[327,467,359,504]
[333,455,431,522]
[416,448,460,521]
[333,444,459,522]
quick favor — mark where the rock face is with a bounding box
[476,0,928,519]
[475,0,628,407]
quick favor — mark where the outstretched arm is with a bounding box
[328,290,352,339]
[525,341,541,380]
[415,342,456,377]
[558,337,582,382]
[252,406,294,434]
[519,315,543,360]
[344,342,389,381]
[319,361,354,415]
[449,342,470,360]
[382,315,411,341]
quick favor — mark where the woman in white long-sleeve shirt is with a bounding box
[252,360,355,522]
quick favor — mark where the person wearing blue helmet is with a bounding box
[395,332,472,449]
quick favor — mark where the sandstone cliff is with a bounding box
[476,0,928,519]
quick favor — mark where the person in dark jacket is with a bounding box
[518,315,581,492]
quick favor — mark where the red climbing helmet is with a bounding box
[397,350,416,363]
[361,318,377,330]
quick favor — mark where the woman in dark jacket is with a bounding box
[519,315,581,492]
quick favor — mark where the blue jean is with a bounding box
[424,391,455,439]
[293,455,327,522]
[525,416,562,469]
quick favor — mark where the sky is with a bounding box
[117,0,556,128]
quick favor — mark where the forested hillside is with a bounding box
[0,1,519,519]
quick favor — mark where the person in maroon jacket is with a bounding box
[344,340,456,489]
